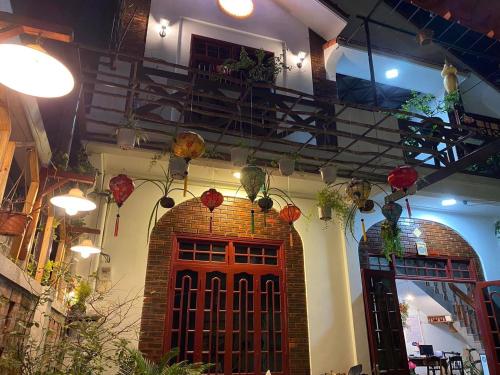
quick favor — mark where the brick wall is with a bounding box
[139,197,311,374]
[359,218,484,279]
[309,29,337,100]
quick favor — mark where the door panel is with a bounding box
[476,281,500,375]
[362,269,409,375]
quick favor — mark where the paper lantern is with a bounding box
[346,179,372,209]
[388,166,418,191]
[172,131,205,161]
[382,202,403,225]
[279,204,301,246]
[240,165,266,203]
[201,188,224,233]
[109,174,135,237]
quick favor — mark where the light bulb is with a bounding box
[80,250,91,259]
[65,207,78,216]
[218,0,254,18]
[50,188,96,216]
[70,239,101,258]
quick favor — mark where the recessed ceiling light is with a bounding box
[233,171,241,179]
[218,0,254,19]
[385,68,399,79]
[406,294,414,301]
[441,198,457,207]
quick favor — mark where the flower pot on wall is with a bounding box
[231,147,249,167]
[279,157,295,177]
[169,156,188,180]
[0,211,31,236]
[318,206,332,221]
[320,165,338,185]
[116,128,136,150]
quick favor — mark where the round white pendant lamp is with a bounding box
[0,43,74,98]
[71,239,101,259]
[218,0,254,18]
[50,188,96,216]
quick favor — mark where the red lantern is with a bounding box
[201,188,224,233]
[279,204,301,246]
[388,166,418,218]
[109,174,135,237]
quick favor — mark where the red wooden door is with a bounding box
[476,281,500,375]
[362,269,409,375]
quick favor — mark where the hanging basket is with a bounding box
[0,211,31,237]
[318,205,332,221]
[320,165,338,185]
[231,147,250,167]
[116,128,136,150]
[278,157,295,177]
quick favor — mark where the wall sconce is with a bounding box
[296,51,307,68]
[158,19,169,38]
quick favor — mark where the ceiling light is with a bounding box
[296,51,307,68]
[71,239,101,259]
[385,69,399,79]
[218,0,254,18]
[405,294,414,301]
[0,44,74,98]
[233,171,241,179]
[50,188,96,216]
[441,198,457,207]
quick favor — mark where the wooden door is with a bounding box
[476,281,500,375]
[362,269,409,375]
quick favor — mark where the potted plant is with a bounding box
[116,114,148,150]
[380,220,404,260]
[316,187,349,223]
[278,153,298,177]
[168,156,188,180]
[223,47,291,83]
[231,142,250,167]
[0,198,31,237]
[68,280,92,318]
[320,164,338,185]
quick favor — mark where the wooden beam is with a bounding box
[66,226,101,235]
[0,86,11,169]
[0,141,15,202]
[35,206,55,283]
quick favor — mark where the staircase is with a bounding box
[413,281,483,349]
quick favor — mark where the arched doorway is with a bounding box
[358,218,485,375]
[139,197,310,375]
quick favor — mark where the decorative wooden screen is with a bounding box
[476,281,500,375]
[165,236,287,375]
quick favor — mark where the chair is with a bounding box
[425,357,441,375]
[348,364,363,375]
[448,355,465,375]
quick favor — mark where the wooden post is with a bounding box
[0,86,12,202]
[35,205,54,283]
[0,141,15,201]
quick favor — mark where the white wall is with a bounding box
[145,0,314,94]
[0,0,11,12]
[81,151,357,375]
[461,73,500,119]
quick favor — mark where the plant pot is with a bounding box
[320,165,338,185]
[231,147,249,167]
[0,211,31,236]
[116,128,136,150]
[318,206,332,221]
[169,157,188,180]
[278,157,295,177]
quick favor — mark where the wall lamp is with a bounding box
[159,19,169,38]
[296,51,307,69]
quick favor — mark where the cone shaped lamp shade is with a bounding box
[218,0,254,18]
[71,239,101,259]
[0,44,74,98]
[50,188,96,216]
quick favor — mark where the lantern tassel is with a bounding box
[405,198,412,218]
[183,175,188,197]
[289,225,294,246]
[251,209,255,234]
[114,213,120,237]
[209,215,213,233]
[263,212,267,227]
[361,218,367,242]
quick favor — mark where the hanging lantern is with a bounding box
[346,179,372,209]
[388,165,418,218]
[201,188,224,233]
[109,174,135,237]
[382,202,403,225]
[279,204,301,246]
[441,62,459,94]
[240,165,266,234]
[172,131,205,196]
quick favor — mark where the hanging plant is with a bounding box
[231,142,250,167]
[400,301,410,328]
[316,187,349,224]
[380,220,404,260]
[278,153,299,177]
[223,47,292,83]
[116,114,148,150]
[320,164,338,185]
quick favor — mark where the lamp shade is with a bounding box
[0,44,74,98]
[50,188,96,216]
[346,179,372,209]
[70,239,101,259]
[218,0,254,18]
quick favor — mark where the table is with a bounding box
[409,356,449,375]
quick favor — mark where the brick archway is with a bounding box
[139,197,311,374]
[359,218,484,279]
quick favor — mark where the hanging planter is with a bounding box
[231,146,250,167]
[0,210,31,237]
[257,196,273,213]
[381,220,404,260]
[278,157,295,177]
[109,174,135,237]
[316,187,349,224]
[320,165,338,185]
[201,188,224,233]
[116,115,148,150]
[168,156,188,180]
[382,202,403,225]
[318,206,332,221]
